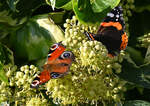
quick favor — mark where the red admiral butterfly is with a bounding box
[84,6,128,57]
[31,42,75,88]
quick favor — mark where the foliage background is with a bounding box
[0,0,150,105]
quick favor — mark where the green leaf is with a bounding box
[15,0,45,17]
[134,0,150,12]
[9,14,64,62]
[118,54,150,89]
[55,0,71,8]
[124,100,150,106]
[91,0,120,13]
[126,47,144,65]
[72,0,120,24]
[60,1,72,10]
[0,62,8,83]
[0,43,14,65]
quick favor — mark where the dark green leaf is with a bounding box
[0,43,14,65]
[126,47,144,65]
[124,100,150,106]
[118,54,150,89]
[60,1,72,10]
[0,62,8,83]
[134,0,150,12]
[55,0,71,8]
[15,0,45,17]
[91,0,120,13]
[72,0,120,24]
[9,14,64,62]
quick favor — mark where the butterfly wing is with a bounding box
[30,70,51,88]
[47,42,66,61]
[31,43,66,88]
[31,43,75,88]
[84,6,128,56]
[49,51,75,78]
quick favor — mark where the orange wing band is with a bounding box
[120,33,128,50]
[101,22,122,30]
[48,45,65,61]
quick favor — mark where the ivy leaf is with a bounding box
[118,54,150,89]
[134,0,150,12]
[55,0,71,8]
[59,1,72,10]
[126,47,144,65]
[124,100,150,106]
[72,0,120,24]
[91,0,120,13]
[9,14,64,62]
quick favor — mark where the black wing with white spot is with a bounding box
[103,6,125,30]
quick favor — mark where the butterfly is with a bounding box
[31,42,75,88]
[84,6,128,57]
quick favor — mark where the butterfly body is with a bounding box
[31,43,75,88]
[85,6,128,56]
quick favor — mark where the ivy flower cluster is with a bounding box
[46,16,126,105]
[26,97,48,106]
[0,64,44,105]
[138,33,150,48]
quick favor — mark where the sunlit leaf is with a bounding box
[72,0,120,24]
[60,1,72,10]
[9,14,64,62]
[91,0,120,13]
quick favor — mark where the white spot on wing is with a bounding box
[116,15,119,18]
[31,80,40,88]
[107,13,114,17]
